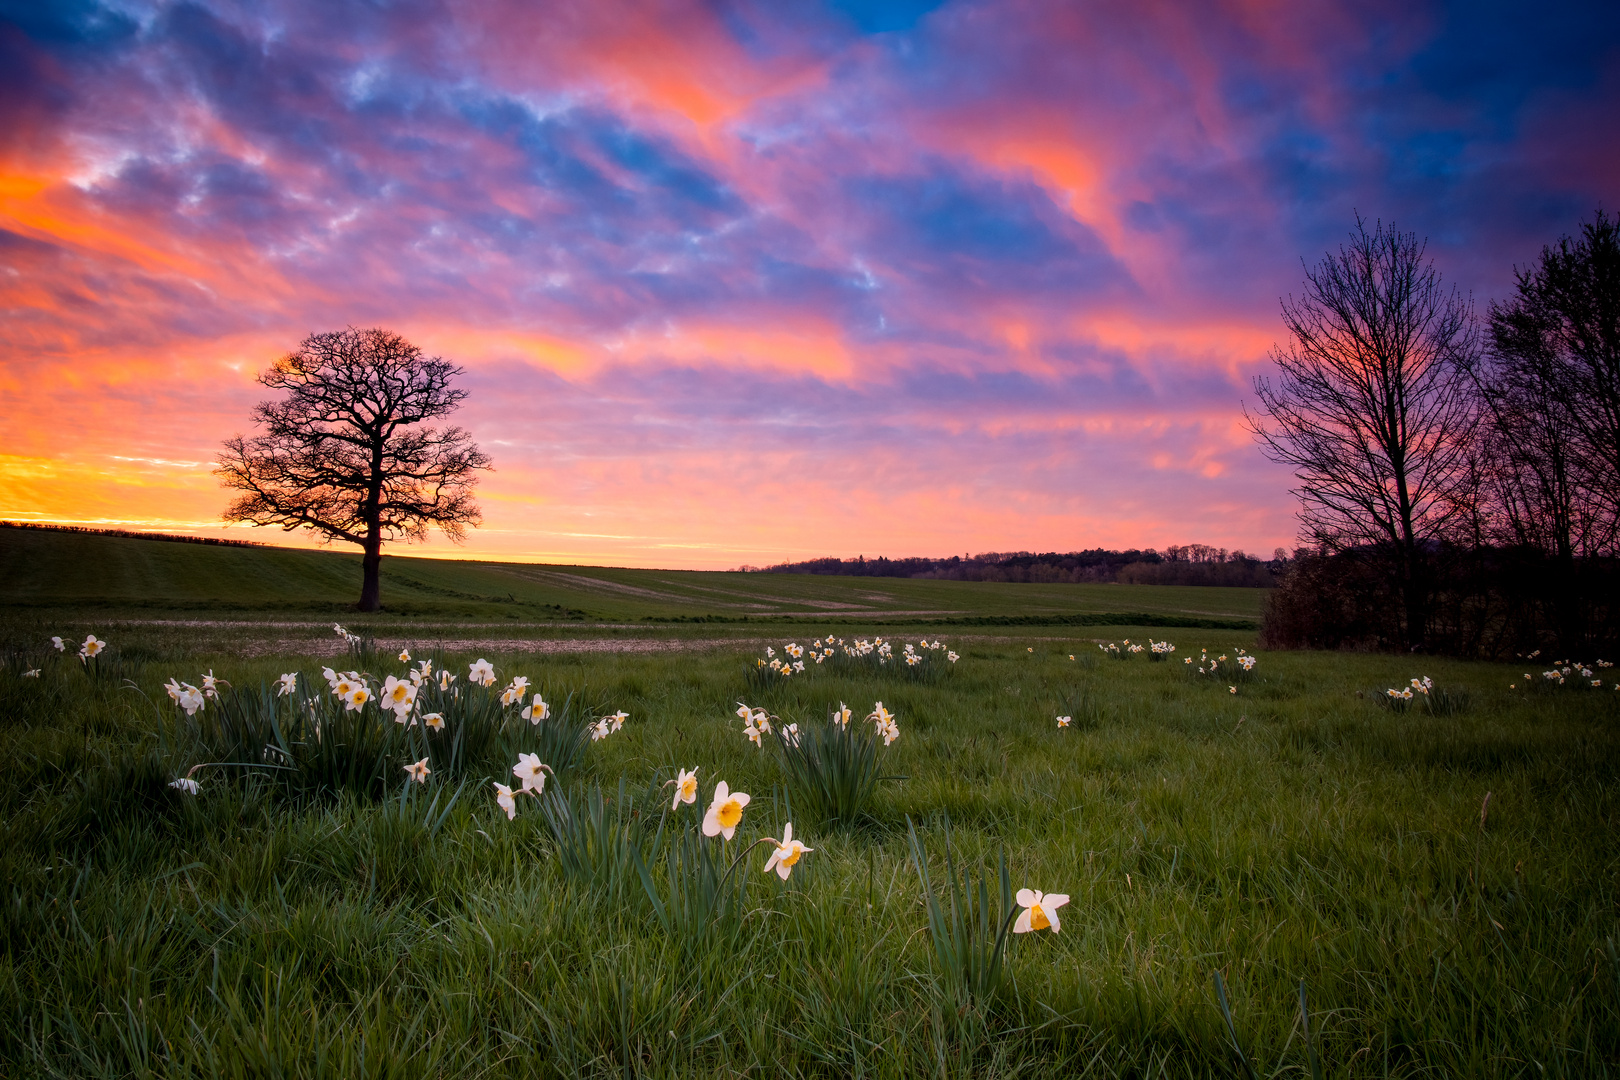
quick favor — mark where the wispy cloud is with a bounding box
[1,0,1615,566]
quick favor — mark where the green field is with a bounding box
[1,531,1616,1077]
[0,527,1264,625]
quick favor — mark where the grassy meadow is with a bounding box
[0,531,1616,1077]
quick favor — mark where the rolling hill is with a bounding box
[0,526,1266,627]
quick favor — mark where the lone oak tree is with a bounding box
[217,327,492,611]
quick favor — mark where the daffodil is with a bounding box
[668,766,699,809]
[702,781,750,840]
[404,757,431,784]
[398,648,411,663]
[500,676,530,707]
[512,753,552,794]
[608,710,628,732]
[423,712,445,730]
[50,636,64,652]
[763,822,812,880]
[177,684,205,715]
[439,670,457,691]
[382,675,415,712]
[1229,686,1237,694]
[522,694,549,723]
[834,703,852,728]
[169,778,199,795]
[81,635,105,658]
[493,782,518,820]
[468,659,496,687]
[346,686,371,712]
[277,672,299,697]
[1013,888,1069,933]
[1056,715,1071,728]
[22,668,40,678]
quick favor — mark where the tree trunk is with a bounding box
[1401,548,1428,652]
[359,543,383,611]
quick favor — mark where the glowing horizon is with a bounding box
[2,1,1615,571]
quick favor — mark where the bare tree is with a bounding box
[1247,217,1479,649]
[217,327,493,611]
[1486,210,1620,554]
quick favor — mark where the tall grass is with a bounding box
[773,709,898,827]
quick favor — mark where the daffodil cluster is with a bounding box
[750,635,958,681]
[1386,676,1434,701]
[1183,647,1259,682]
[1515,659,1616,691]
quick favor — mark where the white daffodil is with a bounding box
[735,702,753,722]
[163,677,183,702]
[608,710,628,732]
[702,780,751,840]
[177,685,205,715]
[1229,686,1237,694]
[50,636,65,652]
[1013,888,1070,934]
[346,686,371,712]
[398,648,411,663]
[277,672,298,697]
[512,753,552,794]
[668,766,699,809]
[522,694,549,723]
[382,675,416,713]
[869,702,894,729]
[783,722,800,746]
[23,668,40,678]
[500,676,530,707]
[834,703,852,728]
[169,778,199,795]
[948,651,959,663]
[1057,715,1071,728]
[439,670,457,691]
[493,782,518,820]
[202,669,226,694]
[590,719,611,741]
[423,712,445,731]
[468,659,496,687]
[81,635,105,658]
[763,822,813,880]
[404,758,431,784]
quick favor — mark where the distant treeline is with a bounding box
[0,520,263,548]
[743,543,1284,588]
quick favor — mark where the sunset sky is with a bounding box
[2,0,1617,568]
